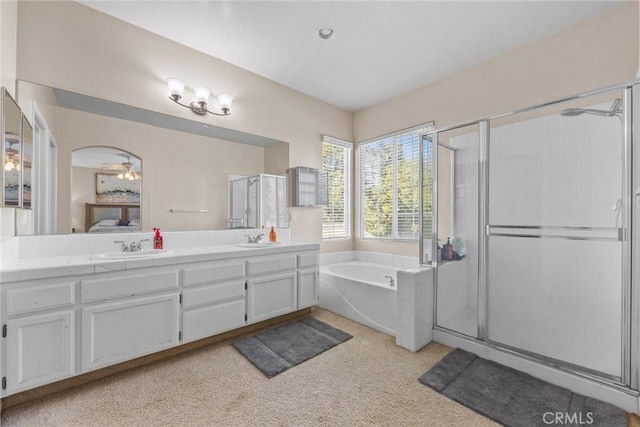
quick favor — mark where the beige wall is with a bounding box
[16,0,353,246]
[57,107,265,234]
[0,0,16,97]
[353,2,639,256]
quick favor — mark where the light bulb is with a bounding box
[194,87,210,104]
[4,161,14,171]
[166,78,185,100]
[218,94,233,111]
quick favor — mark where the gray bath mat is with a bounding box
[233,317,352,378]
[419,349,626,427]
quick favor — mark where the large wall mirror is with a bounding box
[16,80,290,235]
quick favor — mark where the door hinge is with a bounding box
[179,331,182,341]
[244,314,248,322]
[244,281,248,290]
[2,377,6,390]
[2,324,6,338]
[179,293,182,304]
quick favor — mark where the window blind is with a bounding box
[322,136,352,239]
[358,126,431,240]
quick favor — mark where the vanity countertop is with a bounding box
[0,242,319,283]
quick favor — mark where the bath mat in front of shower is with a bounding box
[419,348,626,427]
[232,317,352,378]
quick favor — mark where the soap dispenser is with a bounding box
[153,228,164,249]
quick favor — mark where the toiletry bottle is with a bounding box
[446,237,454,261]
[153,228,163,249]
[269,226,277,243]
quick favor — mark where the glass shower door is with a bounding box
[487,90,626,380]
[429,124,481,338]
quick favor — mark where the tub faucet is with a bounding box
[385,275,395,287]
[245,233,264,243]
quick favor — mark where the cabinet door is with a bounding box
[6,310,74,394]
[81,293,179,372]
[246,272,296,324]
[298,268,319,309]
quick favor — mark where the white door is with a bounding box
[297,269,319,309]
[6,310,74,394]
[246,272,296,323]
[81,293,179,372]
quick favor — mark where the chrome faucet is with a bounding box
[244,233,264,243]
[115,239,150,252]
[385,275,395,287]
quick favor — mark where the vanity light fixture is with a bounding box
[166,78,233,116]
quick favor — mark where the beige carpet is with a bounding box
[0,309,497,426]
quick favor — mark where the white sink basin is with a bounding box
[237,242,283,248]
[94,249,173,259]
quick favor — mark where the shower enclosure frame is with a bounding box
[419,80,640,392]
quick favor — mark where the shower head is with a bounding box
[560,98,622,118]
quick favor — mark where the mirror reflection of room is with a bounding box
[71,147,141,233]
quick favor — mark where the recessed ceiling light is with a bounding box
[203,124,212,128]
[317,26,335,41]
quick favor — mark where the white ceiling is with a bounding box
[78,1,628,112]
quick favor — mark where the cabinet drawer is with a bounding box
[297,252,318,269]
[182,280,245,309]
[182,299,245,343]
[182,261,245,287]
[81,270,179,303]
[6,282,76,316]
[246,254,297,277]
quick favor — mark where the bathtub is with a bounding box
[319,261,397,335]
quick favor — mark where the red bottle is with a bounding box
[153,228,163,249]
[269,226,277,243]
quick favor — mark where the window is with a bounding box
[322,136,352,239]
[358,125,432,240]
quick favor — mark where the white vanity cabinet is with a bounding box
[0,244,320,398]
[3,279,76,394]
[79,267,180,372]
[246,253,298,323]
[181,260,246,343]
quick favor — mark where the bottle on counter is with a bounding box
[269,226,277,243]
[153,227,164,249]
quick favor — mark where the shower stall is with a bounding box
[228,174,288,229]
[420,81,639,391]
